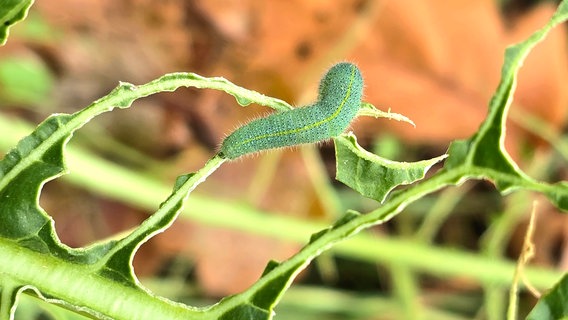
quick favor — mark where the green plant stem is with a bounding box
[66,138,560,289]
[0,237,204,319]
[209,165,561,314]
[0,114,561,290]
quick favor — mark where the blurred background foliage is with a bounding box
[1,0,567,319]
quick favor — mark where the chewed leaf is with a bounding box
[0,71,292,255]
[443,1,568,204]
[0,70,285,318]
[0,0,34,45]
[334,133,447,202]
[444,1,568,178]
[0,114,103,261]
[357,102,416,127]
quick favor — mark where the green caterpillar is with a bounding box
[220,62,363,159]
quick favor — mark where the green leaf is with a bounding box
[526,273,568,320]
[334,133,447,202]
[0,0,34,45]
[0,114,101,261]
